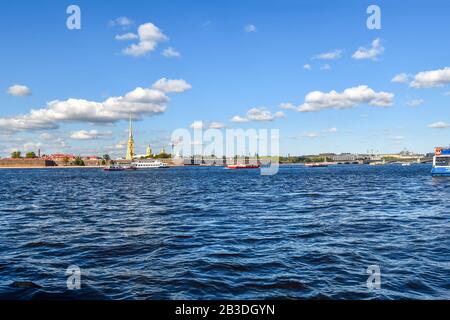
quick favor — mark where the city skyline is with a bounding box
[1,0,450,158]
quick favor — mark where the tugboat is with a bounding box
[431,147,450,177]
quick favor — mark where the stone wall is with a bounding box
[0,159,57,167]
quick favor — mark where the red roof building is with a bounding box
[42,153,76,161]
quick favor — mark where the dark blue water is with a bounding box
[0,164,449,300]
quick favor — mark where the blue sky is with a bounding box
[0,0,449,157]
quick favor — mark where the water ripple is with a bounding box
[0,165,449,299]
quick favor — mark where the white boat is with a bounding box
[131,160,169,169]
[431,147,450,177]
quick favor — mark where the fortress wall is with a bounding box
[0,159,57,167]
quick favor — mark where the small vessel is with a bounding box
[227,164,260,169]
[132,160,169,169]
[305,163,328,168]
[431,147,450,177]
[103,165,125,171]
[401,163,411,167]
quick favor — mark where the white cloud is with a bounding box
[274,111,286,118]
[279,102,296,110]
[320,64,331,71]
[352,38,384,60]
[188,121,225,130]
[391,73,410,84]
[7,85,32,97]
[208,122,225,129]
[410,67,450,88]
[190,121,204,130]
[245,24,257,33]
[406,99,424,107]
[152,78,192,93]
[444,91,450,96]
[313,49,343,60]
[247,108,284,121]
[113,140,127,150]
[122,22,168,57]
[109,17,134,28]
[70,130,112,140]
[303,64,311,70]
[232,108,285,123]
[231,115,249,123]
[163,47,181,58]
[302,132,320,138]
[327,127,338,133]
[23,142,42,151]
[428,121,450,129]
[298,85,394,112]
[115,33,138,41]
[390,136,405,143]
[39,133,54,140]
[0,78,191,132]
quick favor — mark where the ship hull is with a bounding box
[431,167,450,177]
[227,165,260,169]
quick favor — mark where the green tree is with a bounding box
[62,157,70,166]
[72,156,85,166]
[154,152,171,159]
[25,152,37,158]
[11,151,21,159]
[103,154,111,161]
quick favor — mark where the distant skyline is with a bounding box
[1,0,450,157]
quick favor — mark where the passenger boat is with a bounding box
[227,164,260,169]
[431,147,450,177]
[132,160,169,169]
[103,165,125,171]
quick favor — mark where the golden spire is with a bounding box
[129,112,133,139]
[126,112,135,160]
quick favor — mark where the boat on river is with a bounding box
[103,164,136,171]
[227,164,260,169]
[431,147,450,177]
[305,163,328,168]
[103,165,125,172]
[132,160,169,169]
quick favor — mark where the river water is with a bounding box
[0,164,449,299]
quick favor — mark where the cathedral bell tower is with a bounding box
[126,113,135,161]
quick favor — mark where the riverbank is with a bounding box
[0,164,185,169]
[0,166,101,169]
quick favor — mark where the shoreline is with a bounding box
[0,163,431,170]
[0,165,186,170]
[0,166,103,169]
